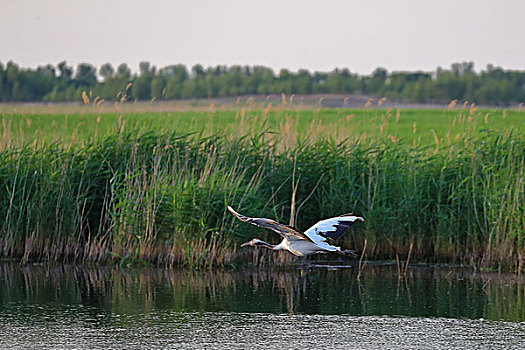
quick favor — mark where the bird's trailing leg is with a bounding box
[339,249,358,258]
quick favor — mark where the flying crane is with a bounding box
[228,206,364,257]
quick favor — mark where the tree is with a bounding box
[165,79,182,99]
[451,62,474,76]
[75,63,97,87]
[37,64,56,78]
[132,76,152,100]
[139,61,155,76]
[325,69,344,93]
[99,63,115,81]
[160,64,188,81]
[181,79,206,98]
[295,69,313,94]
[150,75,166,99]
[0,62,6,101]
[339,69,358,93]
[5,62,22,100]
[116,63,131,79]
[57,61,73,81]
[313,72,328,93]
[191,64,205,78]
[368,67,388,93]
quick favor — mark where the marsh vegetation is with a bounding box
[0,104,523,270]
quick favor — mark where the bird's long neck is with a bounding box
[255,240,282,250]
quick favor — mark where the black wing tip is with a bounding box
[339,213,365,222]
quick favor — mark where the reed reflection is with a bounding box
[0,263,524,322]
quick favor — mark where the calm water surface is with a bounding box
[0,262,524,349]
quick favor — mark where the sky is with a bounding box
[1,0,524,75]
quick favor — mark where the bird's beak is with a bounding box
[358,217,365,222]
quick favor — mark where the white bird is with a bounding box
[228,206,364,257]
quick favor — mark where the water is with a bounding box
[1,263,524,349]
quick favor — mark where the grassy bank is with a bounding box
[2,105,523,148]
[0,107,524,270]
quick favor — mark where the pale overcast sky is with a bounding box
[1,0,524,74]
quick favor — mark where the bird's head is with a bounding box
[241,238,262,247]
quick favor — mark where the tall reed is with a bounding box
[0,128,523,270]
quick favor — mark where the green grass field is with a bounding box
[1,105,524,270]
[2,107,523,149]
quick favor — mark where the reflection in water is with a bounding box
[1,263,525,349]
[1,263,524,321]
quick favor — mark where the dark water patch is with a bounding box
[0,263,524,349]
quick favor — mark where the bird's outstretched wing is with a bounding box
[227,206,314,242]
[303,214,364,248]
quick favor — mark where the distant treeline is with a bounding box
[0,60,524,105]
